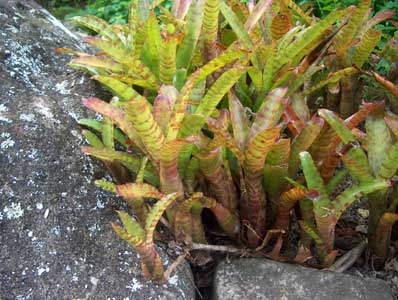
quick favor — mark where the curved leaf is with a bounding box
[116,183,165,200]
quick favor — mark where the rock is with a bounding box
[213,258,393,300]
[0,1,195,299]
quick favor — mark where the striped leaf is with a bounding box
[176,0,205,69]
[318,109,356,144]
[250,88,287,140]
[342,147,374,184]
[122,96,165,162]
[153,85,178,134]
[116,183,165,200]
[195,67,247,118]
[92,76,146,101]
[145,193,180,244]
[334,180,391,218]
[288,117,324,178]
[71,15,119,41]
[352,29,381,68]
[366,109,392,175]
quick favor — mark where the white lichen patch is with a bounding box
[37,266,50,276]
[0,116,12,123]
[3,202,24,220]
[0,105,12,123]
[36,202,43,210]
[34,101,60,124]
[126,278,143,292]
[167,275,179,286]
[19,113,35,122]
[0,104,8,112]
[90,276,99,286]
[96,198,105,209]
[4,40,45,94]
[1,136,15,149]
[55,80,71,95]
[26,148,39,160]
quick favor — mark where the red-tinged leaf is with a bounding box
[282,104,305,137]
[274,187,318,230]
[153,85,178,134]
[174,192,204,242]
[207,117,245,163]
[319,103,381,182]
[82,97,147,154]
[160,137,198,194]
[122,96,165,162]
[210,200,240,239]
[344,102,384,129]
[369,71,398,97]
[166,70,200,141]
[116,183,165,200]
[366,10,395,30]
[228,91,250,151]
[371,212,398,262]
[250,88,288,141]
[243,126,281,244]
[197,147,238,211]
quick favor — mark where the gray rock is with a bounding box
[213,258,393,300]
[0,1,195,299]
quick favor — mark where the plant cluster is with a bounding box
[59,0,398,282]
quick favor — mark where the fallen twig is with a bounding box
[327,240,367,272]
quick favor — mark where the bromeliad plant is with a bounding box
[340,107,398,266]
[60,0,398,283]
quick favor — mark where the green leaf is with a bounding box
[95,179,117,193]
[82,130,104,148]
[318,109,356,144]
[366,109,392,176]
[342,147,374,184]
[71,15,119,41]
[300,151,331,215]
[195,67,247,119]
[145,193,179,244]
[220,1,253,49]
[334,180,391,218]
[92,76,142,101]
[117,211,145,241]
[288,117,324,178]
[378,143,398,180]
[176,0,205,69]
[352,29,381,68]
